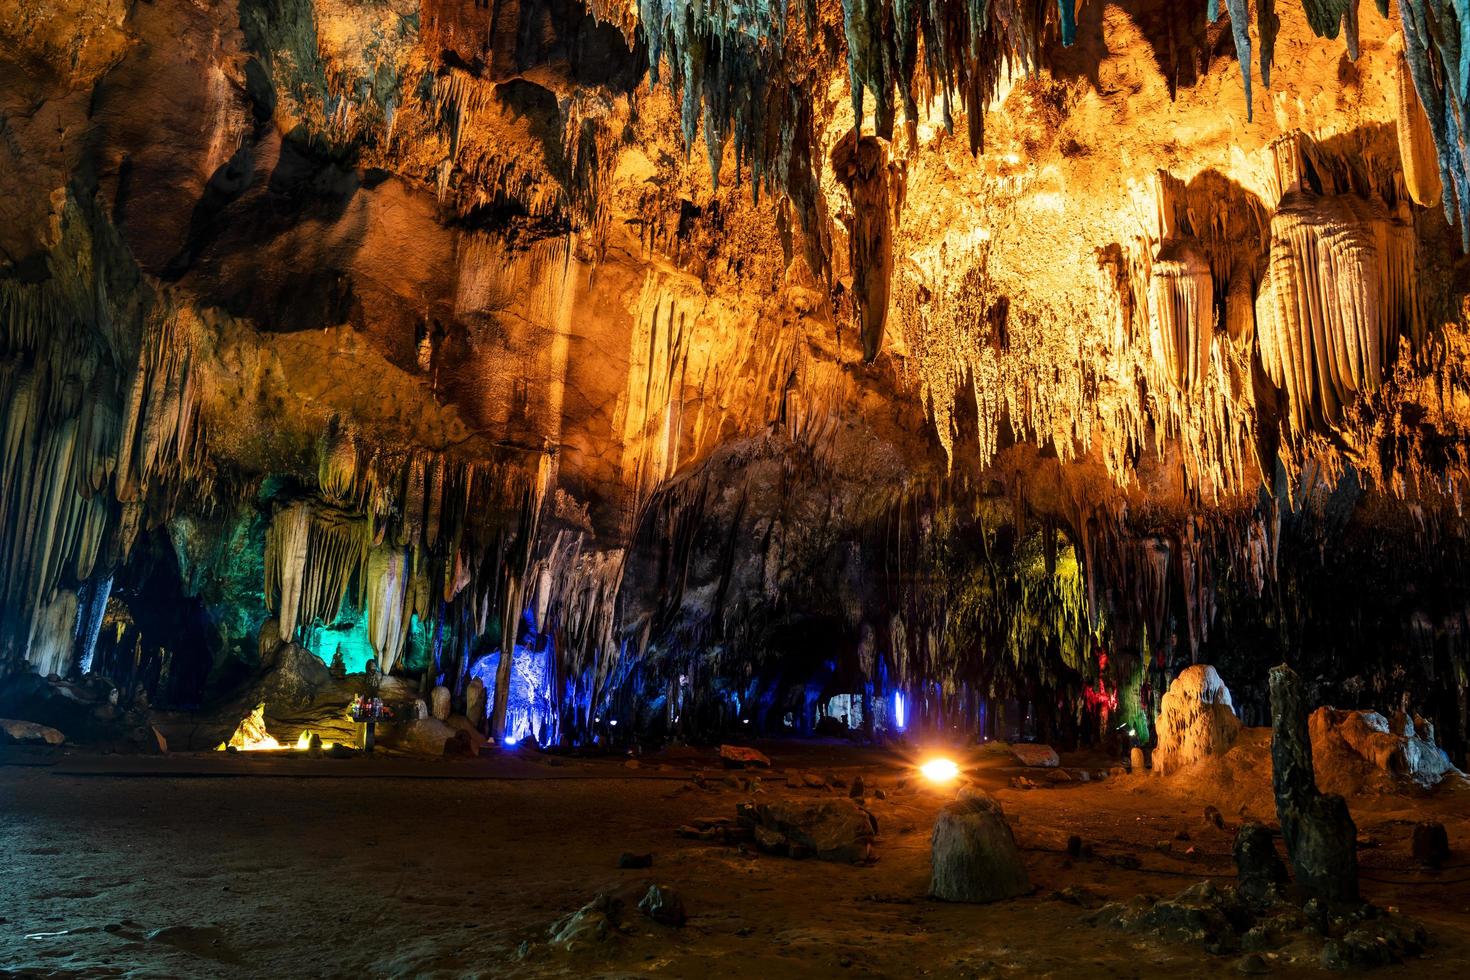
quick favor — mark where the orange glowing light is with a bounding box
[919,757,960,784]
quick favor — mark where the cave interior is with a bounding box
[3,0,1470,975]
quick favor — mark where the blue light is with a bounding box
[894,691,906,730]
[503,737,518,747]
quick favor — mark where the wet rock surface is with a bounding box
[637,884,686,927]
[1088,879,1429,968]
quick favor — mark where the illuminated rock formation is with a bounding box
[0,0,1467,764]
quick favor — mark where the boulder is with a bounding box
[0,718,65,745]
[1129,746,1146,772]
[446,715,488,753]
[929,788,1030,903]
[1008,743,1060,768]
[548,895,619,950]
[719,744,771,769]
[1153,665,1242,775]
[737,800,876,862]
[638,884,686,926]
[382,717,459,756]
[430,685,451,721]
[1233,823,1288,904]
[466,677,486,725]
[1412,822,1450,868]
[1269,664,1358,904]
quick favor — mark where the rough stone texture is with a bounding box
[1153,665,1242,776]
[1269,664,1359,904]
[719,744,771,769]
[548,894,620,950]
[0,718,65,745]
[430,686,452,722]
[736,800,876,863]
[637,884,686,926]
[1309,706,1461,788]
[1412,822,1450,868]
[380,717,460,756]
[929,789,1031,903]
[1008,743,1060,768]
[466,678,486,727]
[446,715,489,754]
[1129,746,1146,772]
[1233,822,1288,904]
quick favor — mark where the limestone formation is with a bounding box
[0,718,66,745]
[1233,823,1289,904]
[737,800,877,863]
[929,789,1031,904]
[1152,666,1242,776]
[430,686,452,722]
[1309,706,1462,788]
[466,678,486,727]
[1269,664,1359,904]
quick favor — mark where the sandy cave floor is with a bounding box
[1,741,1469,979]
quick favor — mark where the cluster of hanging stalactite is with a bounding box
[1256,132,1423,435]
[1397,0,1470,248]
[894,117,1443,512]
[259,414,561,744]
[0,195,214,676]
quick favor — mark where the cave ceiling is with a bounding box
[2,0,1470,722]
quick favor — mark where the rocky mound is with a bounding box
[1153,665,1243,776]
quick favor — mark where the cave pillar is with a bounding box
[1268,664,1359,903]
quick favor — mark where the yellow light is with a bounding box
[296,731,312,750]
[919,757,960,784]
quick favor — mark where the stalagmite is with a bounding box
[1269,664,1359,903]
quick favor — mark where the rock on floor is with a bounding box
[1008,743,1060,767]
[719,744,771,768]
[0,718,65,745]
[737,799,876,862]
[929,789,1030,903]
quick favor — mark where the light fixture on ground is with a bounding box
[919,757,960,785]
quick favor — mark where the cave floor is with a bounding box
[2,741,1468,979]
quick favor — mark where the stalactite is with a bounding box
[1256,136,1421,434]
[1258,0,1279,88]
[1212,0,1256,121]
[832,130,898,362]
[1148,243,1215,391]
[1396,47,1444,209]
[0,197,213,668]
[1398,0,1470,248]
[264,503,312,643]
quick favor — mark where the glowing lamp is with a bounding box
[919,757,960,785]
